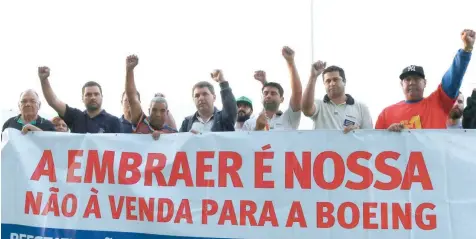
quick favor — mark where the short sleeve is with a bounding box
[110,117,123,133]
[375,110,387,129]
[61,104,83,128]
[310,100,321,120]
[359,103,373,129]
[2,119,10,133]
[283,104,302,129]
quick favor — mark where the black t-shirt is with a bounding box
[2,115,56,132]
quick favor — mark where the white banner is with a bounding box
[2,128,476,239]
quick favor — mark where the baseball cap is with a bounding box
[399,65,425,80]
[236,96,253,109]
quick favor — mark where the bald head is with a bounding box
[19,89,40,117]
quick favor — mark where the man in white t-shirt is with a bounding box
[242,46,302,131]
[302,61,373,132]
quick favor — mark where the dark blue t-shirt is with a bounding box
[120,115,133,133]
[61,104,122,133]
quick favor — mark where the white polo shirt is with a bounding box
[310,94,373,130]
[241,104,301,131]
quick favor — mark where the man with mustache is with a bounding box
[38,67,122,133]
[301,62,373,132]
[241,46,302,131]
[235,96,253,130]
[376,29,474,131]
[447,92,464,129]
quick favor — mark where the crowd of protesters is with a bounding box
[2,29,476,139]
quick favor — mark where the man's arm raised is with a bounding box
[211,69,237,124]
[282,46,302,111]
[302,61,326,117]
[38,67,67,117]
[125,55,143,125]
[440,29,474,99]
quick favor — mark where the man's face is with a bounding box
[122,93,130,114]
[193,87,215,112]
[262,86,283,111]
[149,101,167,126]
[54,119,68,132]
[323,71,345,99]
[449,93,464,120]
[401,75,426,101]
[237,102,252,122]
[19,91,40,116]
[82,86,103,111]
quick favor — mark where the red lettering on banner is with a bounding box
[30,150,57,182]
[286,201,307,228]
[67,150,83,183]
[84,150,115,184]
[218,151,243,187]
[108,196,193,223]
[24,189,78,218]
[316,201,436,230]
[285,150,432,190]
[202,199,278,227]
[196,151,215,187]
[255,151,274,188]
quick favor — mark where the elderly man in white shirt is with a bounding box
[242,46,302,131]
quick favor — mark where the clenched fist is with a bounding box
[282,46,295,62]
[255,111,268,131]
[311,60,327,78]
[254,70,267,84]
[126,55,139,70]
[38,66,50,81]
[210,69,225,83]
[462,29,475,51]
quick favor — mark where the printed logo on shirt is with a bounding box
[401,115,422,129]
[98,128,105,133]
[343,119,356,126]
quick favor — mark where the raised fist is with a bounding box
[311,60,327,78]
[282,46,295,62]
[254,70,267,84]
[255,111,268,131]
[210,69,225,83]
[126,55,139,70]
[462,29,475,50]
[38,66,50,81]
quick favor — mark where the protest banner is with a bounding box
[1,128,476,239]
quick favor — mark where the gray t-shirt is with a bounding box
[309,95,373,130]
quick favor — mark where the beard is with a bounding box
[86,103,100,111]
[263,102,279,112]
[237,113,251,123]
[449,108,463,120]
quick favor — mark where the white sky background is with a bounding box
[1,0,475,130]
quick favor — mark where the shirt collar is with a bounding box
[193,107,217,121]
[323,94,355,105]
[15,114,40,125]
[83,109,107,118]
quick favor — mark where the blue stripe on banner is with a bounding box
[1,224,236,239]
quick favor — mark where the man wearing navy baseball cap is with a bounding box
[235,96,253,130]
[376,29,475,131]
